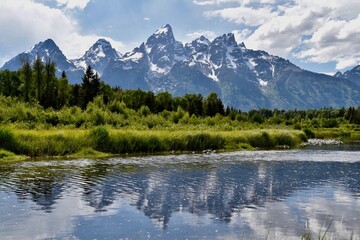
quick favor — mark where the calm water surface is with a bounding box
[0,145,360,239]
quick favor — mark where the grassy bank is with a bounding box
[0,126,306,158]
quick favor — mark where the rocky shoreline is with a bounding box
[301,138,344,147]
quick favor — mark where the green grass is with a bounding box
[69,147,111,158]
[0,127,308,159]
[0,149,27,162]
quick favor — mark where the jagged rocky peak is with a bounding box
[146,24,176,50]
[72,38,121,75]
[85,38,119,59]
[338,65,360,85]
[26,38,63,57]
[334,71,343,78]
[144,24,186,73]
[33,38,58,50]
[122,43,147,63]
[154,24,173,37]
[212,33,238,47]
[239,42,246,50]
[208,33,240,67]
[185,36,211,54]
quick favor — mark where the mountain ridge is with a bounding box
[1,24,360,110]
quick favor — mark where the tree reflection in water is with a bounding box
[0,151,359,239]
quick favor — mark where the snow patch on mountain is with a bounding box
[259,79,268,87]
[123,52,144,62]
[154,24,171,35]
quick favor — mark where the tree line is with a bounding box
[0,58,360,125]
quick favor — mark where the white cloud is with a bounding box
[199,0,360,69]
[0,0,124,66]
[245,5,325,56]
[205,6,277,26]
[55,0,90,10]
[232,29,252,44]
[186,30,218,41]
[294,14,360,70]
[193,0,275,5]
[144,17,151,21]
[193,0,240,5]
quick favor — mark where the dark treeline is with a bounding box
[1,58,360,125]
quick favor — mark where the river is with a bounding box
[0,144,360,239]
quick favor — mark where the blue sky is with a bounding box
[1,0,359,74]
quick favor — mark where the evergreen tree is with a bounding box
[43,59,57,108]
[69,84,80,106]
[354,107,360,125]
[79,65,101,109]
[57,71,70,109]
[33,56,44,103]
[203,92,224,117]
[155,92,173,113]
[144,91,156,112]
[184,94,203,116]
[0,70,21,97]
[20,60,33,102]
[92,72,101,97]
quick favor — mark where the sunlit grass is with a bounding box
[0,126,308,158]
[0,149,27,162]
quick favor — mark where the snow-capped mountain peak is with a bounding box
[212,33,238,47]
[73,38,120,75]
[26,39,59,55]
[154,24,173,36]
[2,24,360,110]
[146,24,176,50]
[335,65,360,86]
[185,36,211,54]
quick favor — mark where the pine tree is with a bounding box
[33,56,44,103]
[203,92,224,117]
[155,92,173,113]
[0,70,21,97]
[43,59,57,108]
[57,71,70,109]
[91,72,101,98]
[184,94,203,116]
[145,91,156,112]
[20,60,33,102]
[79,65,101,109]
[69,84,80,106]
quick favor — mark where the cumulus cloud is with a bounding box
[199,0,360,69]
[0,0,124,66]
[193,0,275,5]
[192,0,240,5]
[205,6,277,26]
[55,0,90,10]
[186,30,218,41]
[232,29,252,44]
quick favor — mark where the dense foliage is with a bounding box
[0,59,359,158]
[1,59,360,127]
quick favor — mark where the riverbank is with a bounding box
[0,126,308,160]
[2,123,360,161]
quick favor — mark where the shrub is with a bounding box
[293,123,302,130]
[0,149,15,159]
[247,131,275,148]
[185,133,225,151]
[273,132,297,147]
[0,127,18,152]
[322,118,339,128]
[303,128,315,139]
[88,127,111,152]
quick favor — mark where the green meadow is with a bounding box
[1,64,359,159]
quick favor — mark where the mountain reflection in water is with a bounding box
[0,149,359,239]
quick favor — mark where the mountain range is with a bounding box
[1,24,360,111]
